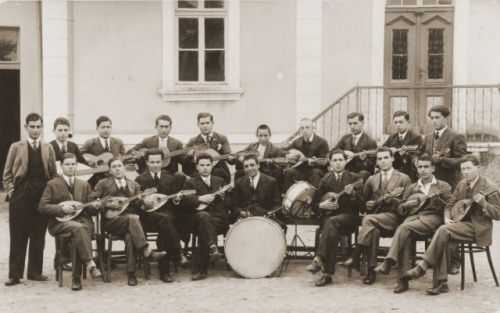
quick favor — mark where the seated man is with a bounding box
[182,153,233,280]
[135,148,188,283]
[405,155,500,295]
[305,149,364,287]
[344,146,411,285]
[90,157,166,286]
[38,153,103,291]
[374,154,451,293]
[232,155,286,231]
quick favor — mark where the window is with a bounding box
[427,29,444,79]
[387,0,453,6]
[0,28,20,67]
[391,29,408,80]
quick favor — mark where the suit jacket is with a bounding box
[416,128,467,189]
[183,132,232,176]
[287,134,329,170]
[364,169,411,213]
[236,142,287,172]
[335,132,377,174]
[382,130,423,181]
[90,176,142,216]
[135,170,181,213]
[128,135,184,174]
[232,173,281,216]
[80,137,126,157]
[444,175,500,246]
[50,140,88,165]
[38,176,95,235]
[3,140,58,193]
[313,171,364,216]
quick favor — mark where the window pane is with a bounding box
[179,18,198,49]
[179,51,198,81]
[205,51,224,81]
[428,29,444,79]
[0,28,19,62]
[392,29,408,80]
[402,0,417,5]
[205,0,224,8]
[178,1,198,8]
[205,18,224,49]
[387,0,402,5]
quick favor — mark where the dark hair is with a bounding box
[195,152,213,165]
[155,115,172,126]
[416,153,435,166]
[393,110,410,121]
[107,156,123,167]
[197,112,214,123]
[53,117,70,129]
[26,113,43,125]
[256,124,271,136]
[243,154,259,164]
[376,146,393,157]
[96,115,112,127]
[428,105,450,118]
[347,112,364,121]
[460,154,480,167]
[329,148,347,161]
[144,148,164,161]
[61,153,77,163]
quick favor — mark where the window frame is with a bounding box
[0,26,21,70]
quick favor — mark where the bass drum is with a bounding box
[282,181,316,217]
[224,217,286,279]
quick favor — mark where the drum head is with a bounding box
[225,217,286,279]
[282,181,316,217]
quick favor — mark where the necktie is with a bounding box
[61,144,67,154]
[335,174,341,187]
[381,172,388,192]
[250,177,255,190]
[160,138,167,148]
[434,132,440,140]
[33,141,38,151]
[206,136,212,145]
[69,176,74,188]
[466,182,472,198]
[154,173,160,185]
[352,135,358,147]
[118,180,125,191]
[204,177,210,187]
[104,140,110,152]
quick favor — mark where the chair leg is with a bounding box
[468,243,477,282]
[347,234,353,278]
[96,234,108,283]
[143,256,150,280]
[486,246,499,287]
[460,243,465,291]
[107,235,112,283]
[82,264,87,280]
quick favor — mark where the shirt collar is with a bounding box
[202,133,214,141]
[100,137,110,146]
[201,175,211,183]
[150,171,161,179]
[352,132,363,140]
[381,167,394,180]
[250,172,260,186]
[334,171,343,180]
[114,177,127,187]
[63,174,74,186]
[467,175,480,189]
[418,176,437,189]
[435,126,447,137]
[28,138,39,146]
[304,134,314,142]
[158,136,169,142]
[399,130,408,140]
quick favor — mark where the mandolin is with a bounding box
[368,186,405,214]
[104,188,157,219]
[320,178,364,211]
[56,196,112,222]
[345,150,377,164]
[144,190,196,212]
[195,150,260,167]
[450,186,498,222]
[196,184,234,211]
[286,149,329,169]
[259,157,295,166]
[56,161,138,182]
[124,143,209,167]
[402,185,452,215]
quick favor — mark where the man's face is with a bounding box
[330,153,346,173]
[243,159,259,177]
[25,120,43,140]
[146,154,162,174]
[156,120,172,138]
[348,116,364,135]
[429,111,448,131]
[393,116,410,134]
[256,129,271,146]
[461,161,480,182]
[299,121,314,138]
[61,157,77,176]
[196,158,213,177]
[97,121,112,139]
[198,117,214,135]
[53,124,70,143]
[376,151,394,172]
[416,160,434,180]
[109,159,125,179]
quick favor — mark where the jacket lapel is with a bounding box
[385,170,400,193]
[74,178,85,202]
[373,172,382,195]
[40,140,50,178]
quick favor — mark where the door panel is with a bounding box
[0,69,20,178]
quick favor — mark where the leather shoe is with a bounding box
[315,274,332,287]
[162,273,174,283]
[209,249,221,264]
[5,278,20,286]
[71,277,82,291]
[363,269,376,285]
[305,260,321,274]
[448,266,460,275]
[404,265,426,279]
[89,266,103,279]
[27,274,48,282]
[393,278,409,293]
[374,261,392,275]
[426,281,449,295]
[62,263,72,271]
[127,272,138,286]
[146,251,167,262]
[342,257,354,267]
[191,272,207,281]
[178,254,189,267]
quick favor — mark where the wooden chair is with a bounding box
[314,226,358,277]
[54,233,86,287]
[460,242,499,290]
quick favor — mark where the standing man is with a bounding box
[374,154,451,293]
[334,112,377,182]
[184,113,235,184]
[405,155,500,295]
[382,111,423,182]
[3,113,58,286]
[344,146,411,285]
[283,118,330,191]
[50,117,88,165]
[305,149,364,286]
[38,153,104,290]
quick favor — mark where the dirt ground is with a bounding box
[0,191,499,313]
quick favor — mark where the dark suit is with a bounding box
[358,170,411,268]
[50,140,88,165]
[90,177,149,274]
[381,130,423,182]
[334,132,378,182]
[423,175,500,286]
[232,173,286,230]
[283,134,329,191]
[38,177,96,278]
[183,132,233,183]
[183,175,231,273]
[128,135,184,175]
[80,137,126,187]
[386,178,451,281]
[2,140,57,280]
[416,127,467,190]
[313,171,364,275]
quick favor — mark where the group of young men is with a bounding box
[3,106,499,296]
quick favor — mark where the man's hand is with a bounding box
[345,185,354,195]
[240,211,249,218]
[444,217,454,225]
[319,200,338,210]
[366,200,375,210]
[8,189,14,197]
[227,155,236,162]
[431,153,441,164]
[473,193,487,207]
[187,149,195,157]
[359,151,367,161]
[85,158,96,167]
[144,199,155,210]
[199,194,215,204]
[61,205,76,215]
[390,147,398,154]
[399,146,407,155]
[344,150,354,159]
[308,157,316,166]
